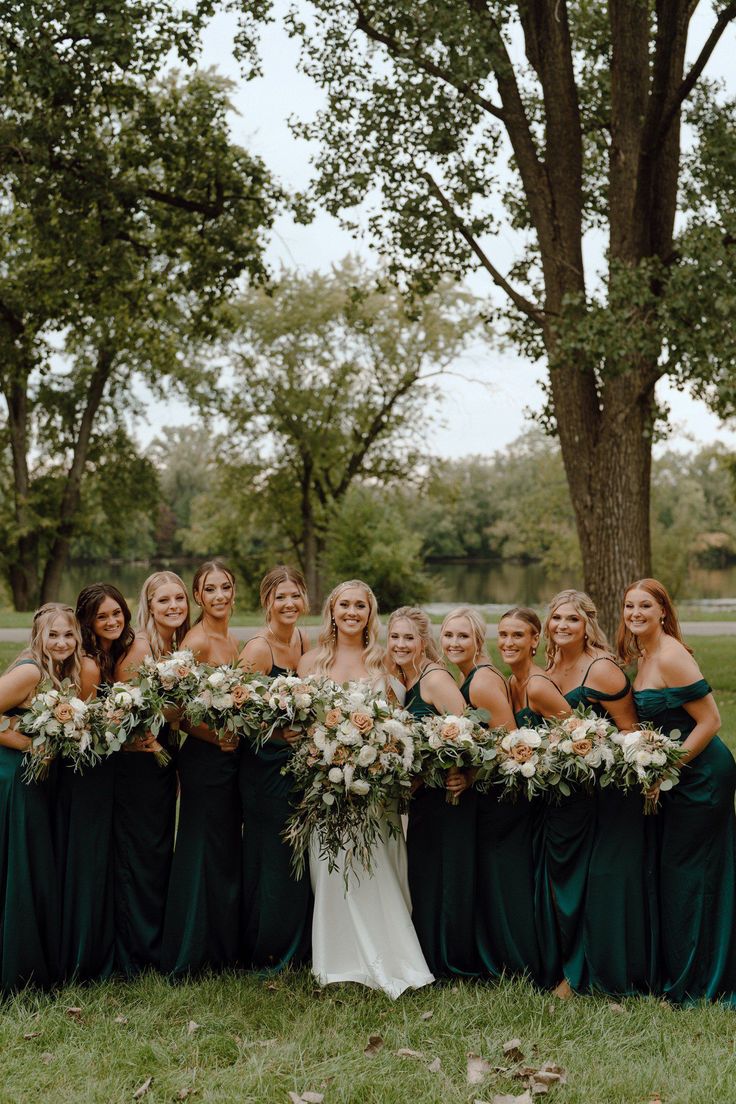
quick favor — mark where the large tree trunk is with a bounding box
[39,347,114,603]
[5,365,39,610]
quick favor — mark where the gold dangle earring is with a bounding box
[331,617,337,641]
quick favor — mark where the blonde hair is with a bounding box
[17,603,82,690]
[310,580,384,682]
[388,606,440,677]
[440,606,488,663]
[543,589,611,668]
[260,565,310,621]
[136,571,191,660]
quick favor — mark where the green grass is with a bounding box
[2,970,736,1103]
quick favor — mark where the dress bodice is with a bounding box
[632,679,711,741]
[563,657,630,718]
[405,667,447,720]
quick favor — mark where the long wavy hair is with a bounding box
[387,606,440,682]
[135,571,190,660]
[192,560,236,626]
[616,577,692,664]
[440,605,489,664]
[76,583,134,686]
[310,579,384,682]
[543,589,612,669]
[260,564,310,621]
[17,603,82,690]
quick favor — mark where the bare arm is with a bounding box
[0,663,40,752]
[585,658,638,730]
[80,656,102,702]
[526,675,572,722]
[468,668,516,730]
[238,637,272,676]
[658,648,720,764]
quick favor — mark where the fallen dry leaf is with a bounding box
[503,1039,525,1062]
[114,1015,128,1025]
[177,1090,198,1101]
[133,1077,153,1099]
[396,1048,425,1059]
[492,1094,533,1104]
[467,1053,493,1085]
[65,1006,83,1020]
[288,1094,303,1104]
[420,1010,434,1021]
[608,1002,625,1014]
[187,1020,200,1036]
[41,1052,54,1064]
[364,1033,384,1058]
[23,1031,42,1040]
[265,981,280,990]
[300,1094,325,1103]
[427,1057,442,1073]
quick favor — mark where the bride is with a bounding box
[297,579,434,998]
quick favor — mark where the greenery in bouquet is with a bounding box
[96,681,171,766]
[13,680,98,782]
[601,723,685,814]
[255,673,332,748]
[136,649,202,745]
[541,706,618,797]
[283,682,420,886]
[184,664,266,743]
[418,710,496,805]
[487,726,553,801]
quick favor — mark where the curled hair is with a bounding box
[76,583,134,686]
[17,603,82,690]
[135,571,190,660]
[500,606,542,637]
[310,580,384,683]
[543,589,612,668]
[260,565,310,620]
[617,578,692,664]
[440,606,488,663]
[192,560,236,626]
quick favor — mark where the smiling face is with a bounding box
[43,613,78,665]
[497,615,539,667]
[150,580,189,633]
[388,617,424,670]
[440,616,476,668]
[269,579,305,628]
[195,568,235,622]
[92,595,126,646]
[332,586,370,639]
[547,602,587,650]
[623,586,664,638]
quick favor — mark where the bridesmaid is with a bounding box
[0,603,80,991]
[162,560,242,976]
[620,578,736,1004]
[543,589,649,998]
[114,571,189,975]
[54,585,134,982]
[238,565,312,972]
[391,606,477,979]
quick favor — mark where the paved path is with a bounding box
[1,622,734,644]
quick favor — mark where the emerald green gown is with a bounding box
[465,666,548,984]
[0,661,59,992]
[240,657,312,972]
[633,679,736,1005]
[161,730,241,976]
[113,729,177,975]
[406,667,479,979]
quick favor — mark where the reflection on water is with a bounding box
[58,559,736,609]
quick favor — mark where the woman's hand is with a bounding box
[163,705,182,726]
[124,732,158,753]
[219,734,240,754]
[281,728,302,747]
[446,766,471,799]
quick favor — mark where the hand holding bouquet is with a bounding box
[602,724,684,813]
[18,680,97,782]
[418,711,497,805]
[136,649,202,743]
[97,681,171,766]
[256,673,331,748]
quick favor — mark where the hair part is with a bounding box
[311,579,384,682]
[75,583,134,685]
[191,559,236,626]
[616,577,692,663]
[18,602,82,690]
[135,571,190,659]
[260,564,310,621]
[500,606,542,637]
[543,588,612,668]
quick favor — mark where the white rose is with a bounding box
[560,739,574,754]
[351,779,370,795]
[358,745,378,767]
[328,767,343,784]
[651,750,666,766]
[114,690,132,707]
[313,729,327,751]
[294,693,312,709]
[208,671,226,688]
[634,749,653,767]
[212,693,233,711]
[520,761,536,777]
[623,731,641,748]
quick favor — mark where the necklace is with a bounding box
[267,623,297,650]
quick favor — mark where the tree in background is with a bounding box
[220,258,481,600]
[0,2,279,608]
[235,1,736,631]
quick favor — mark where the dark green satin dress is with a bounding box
[634,679,736,1005]
[0,662,59,992]
[113,728,177,976]
[466,666,549,984]
[55,740,116,982]
[240,657,312,972]
[161,727,241,977]
[406,668,478,979]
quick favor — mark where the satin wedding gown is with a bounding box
[309,677,434,998]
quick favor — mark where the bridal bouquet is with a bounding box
[96,680,171,766]
[601,724,684,813]
[16,680,98,782]
[136,649,202,744]
[255,673,330,747]
[541,707,617,796]
[418,711,497,804]
[283,683,420,885]
[184,664,265,743]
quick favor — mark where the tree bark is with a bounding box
[4,360,39,610]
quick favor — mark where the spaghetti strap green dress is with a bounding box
[161,723,241,976]
[54,679,116,981]
[406,668,479,979]
[0,660,59,992]
[633,679,736,1005]
[113,727,177,975]
[240,648,312,972]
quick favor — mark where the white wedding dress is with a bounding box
[309,676,434,998]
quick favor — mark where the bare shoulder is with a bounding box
[422,666,456,692]
[239,636,272,675]
[81,655,101,678]
[297,649,319,677]
[472,665,508,701]
[181,624,207,655]
[528,673,569,714]
[0,660,41,711]
[658,637,703,685]
[116,634,151,680]
[585,655,629,694]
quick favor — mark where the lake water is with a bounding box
[57,559,736,610]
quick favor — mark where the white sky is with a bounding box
[142,2,736,459]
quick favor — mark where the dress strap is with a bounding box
[471,662,510,701]
[11,657,42,669]
[581,656,630,702]
[298,628,306,657]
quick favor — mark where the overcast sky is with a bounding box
[145,2,736,458]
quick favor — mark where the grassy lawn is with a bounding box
[2,969,736,1104]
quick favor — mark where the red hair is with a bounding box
[616,578,692,663]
